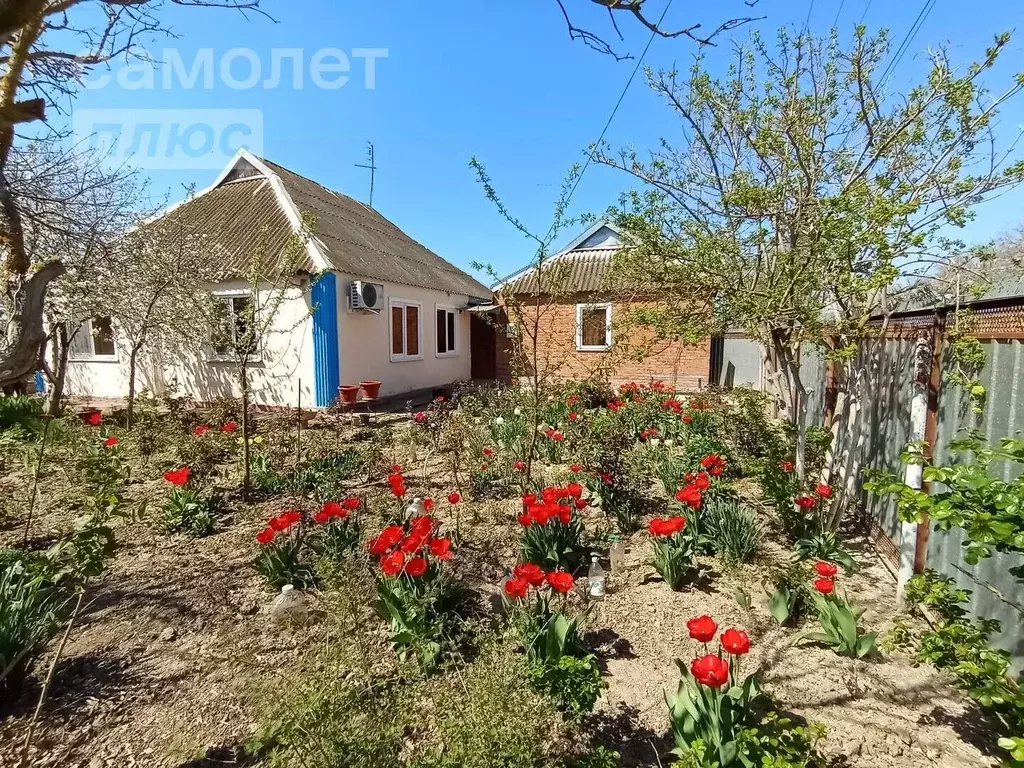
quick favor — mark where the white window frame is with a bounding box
[389,297,423,362]
[575,302,613,352]
[207,290,262,363]
[434,304,459,359]
[68,317,118,362]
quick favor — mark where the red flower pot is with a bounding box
[359,380,382,400]
[338,385,360,406]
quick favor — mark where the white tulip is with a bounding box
[514,407,522,416]
[495,416,505,425]
[650,438,661,447]
[665,439,675,447]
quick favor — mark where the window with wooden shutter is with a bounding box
[389,298,423,361]
[576,303,612,351]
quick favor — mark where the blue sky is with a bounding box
[66,0,1024,282]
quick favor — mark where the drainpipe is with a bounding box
[896,328,932,609]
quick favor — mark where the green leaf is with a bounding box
[769,585,791,625]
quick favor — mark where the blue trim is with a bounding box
[311,272,341,407]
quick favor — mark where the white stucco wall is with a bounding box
[60,274,479,407]
[62,278,316,408]
[336,276,474,398]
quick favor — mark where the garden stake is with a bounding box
[21,416,52,545]
[22,587,86,762]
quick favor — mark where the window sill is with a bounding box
[390,355,424,363]
[576,346,611,353]
[435,351,459,359]
[69,356,119,363]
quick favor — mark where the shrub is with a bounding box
[901,571,1024,762]
[648,515,699,590]
[764,562,813,627]
[526,653,603,718]
[704,497,763,564]
[518,487,587,571]
[0,395,44,436]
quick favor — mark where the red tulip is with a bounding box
[343,497,361,510]
[814,578,836,595]
[779,461,794,472]
[574,498,588,510]
[687,615,718,643]
[721,628,751,656]
[429,537,452,560]
[690,653,730,688]
[815,561,838,579]
[546,570,575,593]
[405,556,428,577]
[504,577,528,598]
[423,498,435,512]
[194,425,210,436]
[221,421,238,433]
[321,501,346,519]
[104,436,118,447]
[380,551,405,576]
[256,527,275,545]
[795,495,816,509]
[570,463,583,473]
[815,483,833,499]
[566,482,584,499]
[483,446,495,456]
[447,491,461,504]
[163,467,191,486]
[514,562,546,587]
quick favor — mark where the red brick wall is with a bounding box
[496,293,710,391]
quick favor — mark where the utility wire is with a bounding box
[878,0,936,84]
[555,0,675,230]
[804,0,816,32]
[859,0,872,24]
[833,0,845,29]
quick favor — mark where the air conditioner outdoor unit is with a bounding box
[349,281,384,312]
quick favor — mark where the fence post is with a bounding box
[896,327,931,607]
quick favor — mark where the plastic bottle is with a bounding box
[609,535,625,576]
[588,555,607,599]
[270,584,308,625]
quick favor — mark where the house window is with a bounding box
[435,306,457,357]
[69,317,117,361]
[576,303,612,351]
[210,294,257,360]
[389,298,422,362]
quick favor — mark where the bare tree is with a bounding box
[554,0,762,59]
[0,0,266,389]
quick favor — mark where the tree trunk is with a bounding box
[126,344,140,429]
[46,325,69,417]
[0,262,64,390]
[240,365,251,497]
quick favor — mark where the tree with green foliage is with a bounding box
[596,26,1024,520]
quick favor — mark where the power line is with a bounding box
[878,0,936,85]
[804,0,815,32]
[833,0,845,29]
[556,0,675,226]
[859,0,872,24]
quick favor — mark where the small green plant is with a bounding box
[161,486,219,536]
[526,653,603,718]
[648,515,699,591]
[765,563,813,627]
[0,557,68,695]
[704,497,763,564]
[793,531,856,573]
[250,451,289,493]
[797,567,876,658]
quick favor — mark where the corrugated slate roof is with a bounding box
[263,160,491,298]
[502,248,618,294]
[147,154,491,298]
[146,177,310,276]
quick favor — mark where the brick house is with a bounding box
[483,221,712,390]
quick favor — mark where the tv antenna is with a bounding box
[355,142,377,207]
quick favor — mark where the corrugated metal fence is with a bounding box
[799,303,1024,666]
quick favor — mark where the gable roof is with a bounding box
[496,221,625,294]
[149,151,491,299]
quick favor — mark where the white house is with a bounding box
[63,150,493,408]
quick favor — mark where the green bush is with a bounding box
[0,395,44,436]
[704,497,763,564]
[291,449,365,501]
[527,654,604,718]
